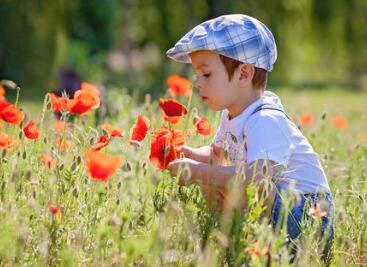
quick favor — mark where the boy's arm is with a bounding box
[178,144,228,165]
[168,158,277,211]
[178,145,212,164]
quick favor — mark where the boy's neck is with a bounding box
[227,89,264,120]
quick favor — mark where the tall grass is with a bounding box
[0,87,366,266]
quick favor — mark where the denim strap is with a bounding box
[250,103,291,120]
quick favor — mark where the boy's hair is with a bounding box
[219,55,267,90]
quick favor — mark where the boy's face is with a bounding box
[190,50,247,113]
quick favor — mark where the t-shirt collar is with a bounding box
[224,94,265,127]
[222,91,279,128]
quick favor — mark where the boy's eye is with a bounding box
[203,73,211,78]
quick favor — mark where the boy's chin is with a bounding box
[208,105,225,112]
[206,102,226,111]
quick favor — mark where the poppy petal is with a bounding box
[84,149,121,182]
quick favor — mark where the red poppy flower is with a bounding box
[101,123,124,138]
[195,117,213,136]
[332,116,348,131]
[167,74,192,97]
[159,98,187,125]
[49,92,69,113]
[0,132,16,150]
[299,113,314,126]
[0,85,5,96]
[171,128,186,148]
[23,120,40,140]
[67,89,100,115]
[129,115,150,143]
[48,202,61,217]
[149,127,185,169]
[0,96,6,106]
[0,103,23,125]
[40,154,57,169]
[81,82,100,98]
[0,96,9,111]
[91,135,110,151]
[53,120,68,133]
[84,149,121,182]
[80,82,100,109]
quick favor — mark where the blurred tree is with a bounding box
[57,0,115,85]
[0,0,366,93]
[0,0,114,92]
[0,0,63,90]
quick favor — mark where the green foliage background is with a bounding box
[1,0,367,93]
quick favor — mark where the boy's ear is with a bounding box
[239,64,255,83]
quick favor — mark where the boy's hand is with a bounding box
[167,158,226,210]
[176,146,192,159]
[210,144,230,166]
[167,158,200,186]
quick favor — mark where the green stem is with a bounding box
[14,87,20,107]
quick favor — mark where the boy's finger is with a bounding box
[167,158,182,169]
[211,144,226,165]
[167,162,174,171]
[167,161,180,175]
[211,144,221,156]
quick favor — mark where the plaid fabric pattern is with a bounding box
[166,14,277,72]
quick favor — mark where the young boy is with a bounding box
[166,14,334,260]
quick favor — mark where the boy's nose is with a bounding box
[194,77,203,90]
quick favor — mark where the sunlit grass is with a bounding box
[0,86,366,266]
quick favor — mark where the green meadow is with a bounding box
[0,86,366,266]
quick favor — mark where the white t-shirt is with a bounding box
[213,91,330,193]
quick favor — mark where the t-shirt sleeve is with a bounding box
[245,114,292,166]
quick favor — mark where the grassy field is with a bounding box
[0,85,366,266]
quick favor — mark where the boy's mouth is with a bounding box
[200,96,208,101]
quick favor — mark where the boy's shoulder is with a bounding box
[246,92,290,128]
[214,91,293,138]
[245,108,290,133]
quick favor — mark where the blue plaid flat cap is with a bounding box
[166,14,277,72]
